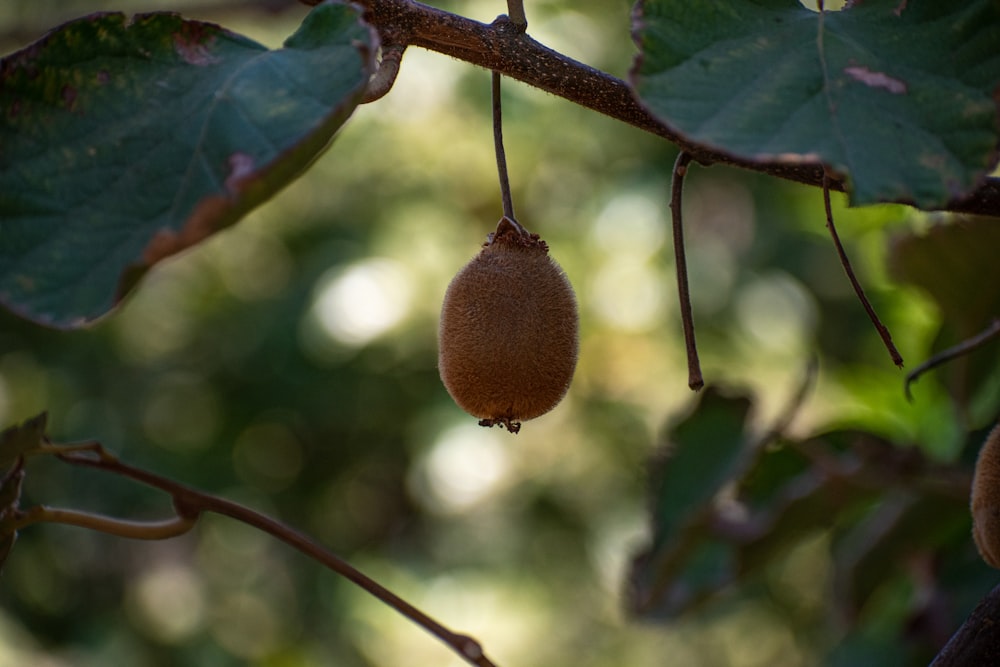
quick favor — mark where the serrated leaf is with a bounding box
[631,0,1000,208]
[0,412,48,469]
[0,2,375,327]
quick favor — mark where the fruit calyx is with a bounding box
[486,216,548,252]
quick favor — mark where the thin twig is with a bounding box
[905,318,1000,401]
[669,151,703,391]
[492,71,515,221]
[822,175,904,368]
[39,444,497,667]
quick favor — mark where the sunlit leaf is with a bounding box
[631,0,1000,207]
[0,3,376,327]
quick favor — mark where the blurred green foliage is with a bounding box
[0,1,998,666]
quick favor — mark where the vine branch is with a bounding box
[306,0,1000,217]
[931,583,1000,667]
[9,441,496,667]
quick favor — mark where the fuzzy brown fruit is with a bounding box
[438,217,579,433]
[972,422,1000,568]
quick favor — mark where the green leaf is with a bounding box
[0,412,48,469]
[647,388,753,549]
[631,0,1000,207]
[628,388,753,615]
[0,3,375,327]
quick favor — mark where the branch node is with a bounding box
[362,43,406,103]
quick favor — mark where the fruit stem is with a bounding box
[821,175,903,368]
[505,1,527,29]
[669,151,704,391]
[492,71,516,222]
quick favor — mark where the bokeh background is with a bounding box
[1,1,998,666]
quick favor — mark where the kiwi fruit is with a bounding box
[438,217,579,433]
[972,422,1000,568]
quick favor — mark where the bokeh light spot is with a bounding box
[210,592,279,660]
[590,192,666,261]
[232,421,303,493]
[410,423,512,514]
[126,563,205,644]
[310,258,414,347]
[734,272,817,352]
[142,376,220,451]
[588,260,667,332]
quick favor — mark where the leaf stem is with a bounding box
[669,151,703,391]
[49,445,497,667]
[822,176,903,368]
[493,71,515,221]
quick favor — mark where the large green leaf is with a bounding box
[631,0,1000,208]
[0,2,375,327]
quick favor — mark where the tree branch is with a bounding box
[931,583,1000,667]
[311,0,1000,217]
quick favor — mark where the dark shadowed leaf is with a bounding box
[646,388,753,548]
[0,3,375,327]
[0,444,28,575]
[631,0,1000,208]
[630,403,973,622]
[832,490,969,619]
[628,388,753,616]
[889,217,1000,334]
